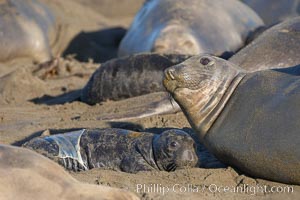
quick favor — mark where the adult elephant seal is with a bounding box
[118,0,264,58]
[230,17,300,72]
[0,144,138,200]
[0,0,56,63]
[23,128,198,173]
[163,54,300,184]
[242,0,300,26]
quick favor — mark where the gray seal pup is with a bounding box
[118,0,264,58]
[23,128,198,173]
[0,144,139,200]
[242,0,300,26]
[164,54,300,184]
[0,0,56,63]
[230,17,300,72]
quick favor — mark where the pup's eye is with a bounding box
[200,57,214,66]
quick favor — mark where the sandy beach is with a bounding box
[0,0,299,199]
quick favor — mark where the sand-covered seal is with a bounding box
[230,17,300,72]
[0,0,56,63]
[164,54,300,184]
[118,0,264,57]
[242,0,300,26]
[23,128,198,173]
[0,144,139,200]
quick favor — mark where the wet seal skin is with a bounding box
[0,144,139,200]
[164,54,300,184]
[230,17,300,72]
[23,128,198,173]
[118,0,264,58]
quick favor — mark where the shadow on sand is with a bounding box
[63,27,126,63]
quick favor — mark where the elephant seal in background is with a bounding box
[230,17,300,72]
[0,0,56,63]
[118,0,264,58]
[242,0,300,26]
[164,55,300,184]
[0,144,139,200]
[23,128,198,173]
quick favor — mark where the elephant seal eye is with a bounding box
[200,57,211,65]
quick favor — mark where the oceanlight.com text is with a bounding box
[136,183,294,196]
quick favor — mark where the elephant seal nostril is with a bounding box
[166,68,176,80]
[187,151,196,162]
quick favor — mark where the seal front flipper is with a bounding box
[97,92,181,121]
[32,89,82,105]
[120,156,156,173]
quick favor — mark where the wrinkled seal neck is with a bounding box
[182,72,246,141]
[152,134,167,171]
[134,133,159,170]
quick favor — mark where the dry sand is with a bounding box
[0,1,299,199]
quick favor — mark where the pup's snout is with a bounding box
[181,149,198,166]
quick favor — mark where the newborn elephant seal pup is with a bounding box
[164,55,300,184]
[23,128,198,173]
[0,144,139,200]
[118,0,264,57]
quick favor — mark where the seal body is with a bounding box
[0,0,56,63]
[0,144,139,200]
[242,0,300,26]
[23,128,198,173]
[118,0,264,57]
[230,17,300,72]
[81,53,189,104]
[164,55,300,184]
[47,53,188,120]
